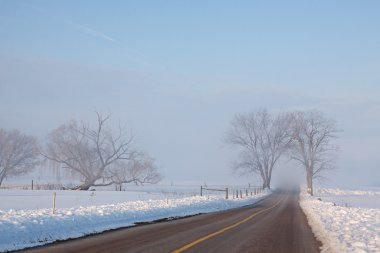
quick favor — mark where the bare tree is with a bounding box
[289,110,339,195]
[43,112,136,190]
[0,129,39,186]
[225,110,291,189]
[106,152,162,190]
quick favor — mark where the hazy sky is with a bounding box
[1,1,379,187]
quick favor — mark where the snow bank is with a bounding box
[0,191,269,252]
[300,188,380,253]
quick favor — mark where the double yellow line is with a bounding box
[172,197,283,253]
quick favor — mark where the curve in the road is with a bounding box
[172,197,284,253]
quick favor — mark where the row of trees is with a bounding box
[225,109,339,195]
[1,109,339,195]
[0,113,162,190]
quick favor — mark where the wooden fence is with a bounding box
[200,185,264,200]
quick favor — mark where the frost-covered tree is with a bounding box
[225,110,291,189]
[289,110,339,195]
[43,112,136,190]
[0,129,39,185]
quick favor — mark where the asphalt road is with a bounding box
[22,191,321,253]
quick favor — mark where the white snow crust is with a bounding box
[300,188,380,253]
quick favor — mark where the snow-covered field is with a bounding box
[0,186,269,252]
[0,185,201,211]
[300,187,380,253]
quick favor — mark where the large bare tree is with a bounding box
[43,112,137,190]
[289,110,339,195]
[0,129,39,186]
[225,110,291,189]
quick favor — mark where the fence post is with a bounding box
[246,189,248,197]
[31,180,34,190]
[52,192,56,214]
[240,190,242,198]
[225,188,228,199]
[200,186,203,197]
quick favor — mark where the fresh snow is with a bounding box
[0,188,269,252]
[0,188,197,211]
[300,188,380,253]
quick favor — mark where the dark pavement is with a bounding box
[22,191,321,253]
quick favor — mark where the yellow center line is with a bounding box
[171,197,284,253]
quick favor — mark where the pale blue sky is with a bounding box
[0,1,379,187]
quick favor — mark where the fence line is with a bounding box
[1,181,264,201]
[0,183,265,212]
[200,186,229,199]
[201,185,264,200]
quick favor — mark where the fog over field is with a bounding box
[1,1,379,188]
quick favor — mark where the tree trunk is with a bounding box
[309,177,313,196]
[78,184,92,190]
[266,179,271,189]
[306,170,313,196]
[0,169,7,186]
[75,179,97,190]
[262,176,270,189]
